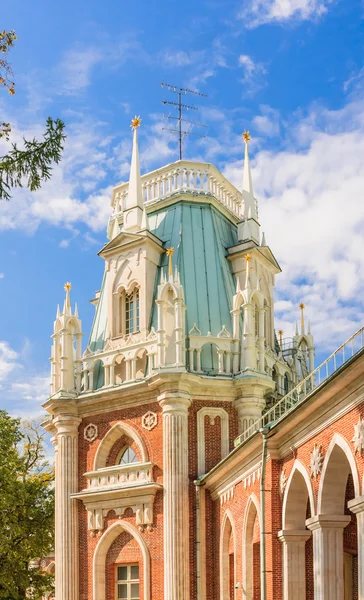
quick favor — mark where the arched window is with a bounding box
[125,288,140,334]
[116,287,140,337]
[284,373,289,394]
[119,447,139,465]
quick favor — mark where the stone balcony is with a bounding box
[85,462,153,490]
[72,462,162,533]
[111,159,244,219]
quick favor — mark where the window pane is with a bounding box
[130,565,139,580]
[120,447,138,465]
[117,566,127,581]
[118,583,128,598]
[131,583,140,598]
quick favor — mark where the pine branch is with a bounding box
[0,117,66,200]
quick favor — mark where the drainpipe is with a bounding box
[195,480,202,600]
[259,424,273,600]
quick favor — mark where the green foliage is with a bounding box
[0,29,66,199]
[0,118,66,200]
[0,411,55,600]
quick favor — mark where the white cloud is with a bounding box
[161,50,204,67]
[0,341,19,382]
[253,105,280,136]
[239,0,333,27]
[238,54,267,95]
[224,96,364,351]
[0,273,4,279]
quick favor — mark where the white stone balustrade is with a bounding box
[85,462,153,490]
[112,160,243,219]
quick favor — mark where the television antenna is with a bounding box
[161,83,208,160]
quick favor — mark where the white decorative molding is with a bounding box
[310,443,323,479]
[217,325,231,338]
[243,464,262,489]
[84,423,98,443]
[279,467,288,497]
[189,323,201,336]
[220,486,235,504]
[142,410,158,431]
[352,417,364,454]
[197,407,229,476]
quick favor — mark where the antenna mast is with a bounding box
[161,83,207,160]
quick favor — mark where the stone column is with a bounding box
[159,390,191,600]
[258,308,265,373]
[348,496,364,600]
[306,514,350,600]
[278,530,311,600]
[242,303,256,370]
[54,414,82,600]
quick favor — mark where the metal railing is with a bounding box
[234,327,364,448]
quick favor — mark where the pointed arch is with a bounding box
[92,520,150,600]
[242,494,260,600]
[318,433,360,514]
[220,509,237,600]
[282,460,314,530]
[158,281,179,302]
[94,421,148,470]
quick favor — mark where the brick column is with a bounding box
[159,391,191,600]
[278,530,311,600]
[306,514,350,600]
[54,414,81,600]
[348,496,364,600]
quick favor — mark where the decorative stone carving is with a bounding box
[40,559,47,568]
[352,417,364,454]
[279,467,288,497]
[84,423,98,442]
[217,325,231,338]
[310,443,323,479]
[142,411,158,431]
[189,323,201,336]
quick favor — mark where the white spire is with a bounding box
[261,232,266,246]
[127,117,143,210]
[238,132,260,244]
[124,116,144,232]
[242,132,254,199]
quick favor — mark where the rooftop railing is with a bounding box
[234,326,364,448]
[112,160,243,219]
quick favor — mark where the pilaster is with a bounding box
[348,495,364,600]
[278,529,311,600]
[54,414,82,600]
[159,390,191,600]
[306,514,351,600]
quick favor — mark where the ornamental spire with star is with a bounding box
[238,131,260,245]
[124,115,144,229]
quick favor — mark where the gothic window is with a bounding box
[116,287,140,337]
[125,288,140,334]
[115,564,140,600]
[119,446,139,465]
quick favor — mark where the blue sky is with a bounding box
[1,0,364,419]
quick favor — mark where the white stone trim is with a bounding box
[220,509,237,600]
[94,421,149,470]
[282,459,315,529]
[242,494,260,600]
[318,433,360,514]
[92,520,150,600]
[197,407,229,476]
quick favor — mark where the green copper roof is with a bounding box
[148,201,238,336]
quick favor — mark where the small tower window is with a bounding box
[125,288,140,334]
[119,447,139,465]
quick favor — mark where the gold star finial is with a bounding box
[131,115,141,130]
[245,253,252,262]
[243,130,251,144]
[278,329,284,347]
[299,302,305,310]
[299,303,306,332]
[166,247,175,277]
[64,282,71,291]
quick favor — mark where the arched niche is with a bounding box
[93,520,150,600]
[282,460,315,530]
[220,510,236,600]
[135,348,147,379]
[94,422,148,471]
[200,343,219,374]
[114,354,126,385]
[93,359,105,390]
[242,494,260,600]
